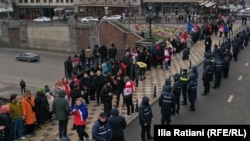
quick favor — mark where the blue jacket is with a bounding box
[92,119,112,141]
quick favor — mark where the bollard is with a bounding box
[153,85,156,98]
[189,60,192,69]
[135,98,139,112]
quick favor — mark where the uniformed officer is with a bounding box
[187,74,197,111]
[232,39,240,61]
[180,69,189,105]
[201,59,213,95]
[213,55,223,89]
[173,74,182,114]
[222,48,232,78]
[189,66,198,81]
[159,85,174,125]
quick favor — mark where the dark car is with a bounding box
[15,52,40,62]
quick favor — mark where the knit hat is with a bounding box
[99,112,107,118]
[37,87,45,94]
[0,104,9,113]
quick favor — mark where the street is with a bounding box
[124,45,250,140]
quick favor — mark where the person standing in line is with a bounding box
[70,98,90,141]
[35,87,49,128]
[159,85,174,125]
[108,108,127,141]
[53,90,70,140]
[187,74,198,111]
[180,69,189,105]
[201,59,213,96]
[172,74,182,114]
[22,90,37,135]
[123,76,135,117]
[8,94,26,141]
[0,104,12,141]
[20,79,26,95]
[138,96,153,141]
[92,112,112,141]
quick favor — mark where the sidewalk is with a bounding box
[0,23,245,141]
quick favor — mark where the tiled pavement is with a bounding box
[0,23,245,141]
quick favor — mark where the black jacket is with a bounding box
[139,96,153,126]
[108,108,127,138]
[159,85,174,116]
[70,89,83,106]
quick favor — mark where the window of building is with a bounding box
[114,0,116,1]
[43,0,47,2]
[61,0,63,2]
[49,0,52,2]
[24,0,28,3]
[36,0,40,3]
[66,0,68,2]
[70,0,73,2]
[19,0,23,3]
[30,0,34,3]
[56,0,59,2]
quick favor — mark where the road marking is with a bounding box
[227,95,234,103]
[246,63,249,67]
[238,76,243,81]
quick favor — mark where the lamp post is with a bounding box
[147,3,154,42]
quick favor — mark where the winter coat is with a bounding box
[70,89,83,107]
[0,113,12,141]
[8,101,22,120]
[159,85,174,116]
[52,91,70,121]
[186,37,193,48]
[108,108,127,138]
[138,96,153,126]
[92,119,112,141]
[22,96,36,125]
[93,75,106,92]
[85,48,93,59]
[35,91,49,123]
[70,103,88,126]
[130,63,139,80]
[187,74,197,102]
[100,84,113,103]
[99,45,108,57]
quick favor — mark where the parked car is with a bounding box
[33,16,51,22]
[237,8,250,18]
[15,52,40,62]
[81,17,99,22]
[103,15,124,21]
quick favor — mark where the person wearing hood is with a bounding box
[162,78,171,91]
[64,56,73,78]
[92,112,112,141]
[189,66,198,81]
[0,104,12,141]
[108,108,127,141]
[138,96,153,141]
[201,60,213,96]
[159,85,174,125]
[173,73,182,114]
[213,55,223,89]
[70,98,89,141]
[187,74,197,111]
[52,90,70,140]
[35,87,49,128]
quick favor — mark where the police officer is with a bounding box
[213,55,223,89]
[189,66,198,81]
[173,74,182,114]
[222,48,232,78]
[201,59,213,95]
[187,74,197,111]
[162,78,171,91]
[159,85,174,125]
[232,39,240,61]
[138,96,153,141]
[180,69,189,105]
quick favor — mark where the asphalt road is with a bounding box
[124,46,250,140]
[0,48,71,88]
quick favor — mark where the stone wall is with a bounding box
[99,22,143,59]
[27,24,71,51]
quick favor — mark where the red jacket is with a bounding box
[72,110,87,126]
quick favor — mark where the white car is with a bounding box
[81,17,99,22]
[33,16,51,22]
[104,15,124,21]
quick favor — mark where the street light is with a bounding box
[147,3,154,42]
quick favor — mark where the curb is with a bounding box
[126,24,247,126]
